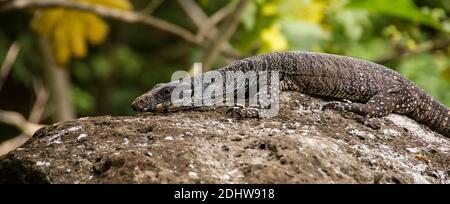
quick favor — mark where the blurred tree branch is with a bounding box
[202,0,251,71]
[196,3,234,43]
[0,78,48,156]
[375,37,450,64]
[176,0,209,30]
[0,134,29,156]
[0,105,44,156]
[0,0,197,44]
[29,79,49,123]
[0,110,43,137]
[176,0,236,56]
[0,41,20,92]
[0,80,47,133]
[40,39,75,122]
[0,0,241,59]
[140,0,164,14]
[0,40,48,156]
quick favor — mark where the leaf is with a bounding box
[241,1,257,31]
[398,54,450,105]
[72,61,92,84]
[335,9,371,41]
[280,20,330,51]
[71,85,94,115]
[344,38,390,61]
[261,2,278,16]
[346,0,441,29]
[90,54,111,80]
[114,46,142,78]
[110,86,141,115]
[441,67,450,82]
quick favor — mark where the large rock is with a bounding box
[0,92,449,183]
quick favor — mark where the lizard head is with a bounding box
[131,80,194,113]
[131,82,178,112]
[132,72,226,113]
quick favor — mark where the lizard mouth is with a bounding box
[153,98,203,112]
[153,93,227,112]
[154,101,188,112]
[154,104,196,112]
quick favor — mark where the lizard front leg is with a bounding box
[226,86,279,119]
[226,105,261,118]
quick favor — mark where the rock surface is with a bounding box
[0,92,449,184]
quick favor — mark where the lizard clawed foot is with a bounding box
[321,101,347,112]
[358,116,382,130]
[323,101,382,130]
[226,105,260,119]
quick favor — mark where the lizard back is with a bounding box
[217,51,449,137]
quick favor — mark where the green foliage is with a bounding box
[114,46,142,78]
[71,85,94,115]
[347,0,441,28]
[280,20,329,50]
[398,53,450,105]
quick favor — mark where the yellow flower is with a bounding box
[383,25,402,42]
[262,3,278,16]
[296,1,327,24]
[406,39,417,50]
[83,13,109,45]
[260,24,289,52]
[280,0,339,24]
[30,0,133,65]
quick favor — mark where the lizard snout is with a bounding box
[131,100,141,112]
[131,96,153,112]
[131,102,139,111]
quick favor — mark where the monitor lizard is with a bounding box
[131,51,450,138]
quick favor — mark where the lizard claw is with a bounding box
[321,101,345,111]
[360,115,381,130]
[226,106,260,119]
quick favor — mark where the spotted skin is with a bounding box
[322,88,403,118]
[132,51,450,138]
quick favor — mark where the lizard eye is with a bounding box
[163,89,171,95]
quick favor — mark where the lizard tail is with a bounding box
[410,91,450,138]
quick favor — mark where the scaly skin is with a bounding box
[132,51,450,138]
